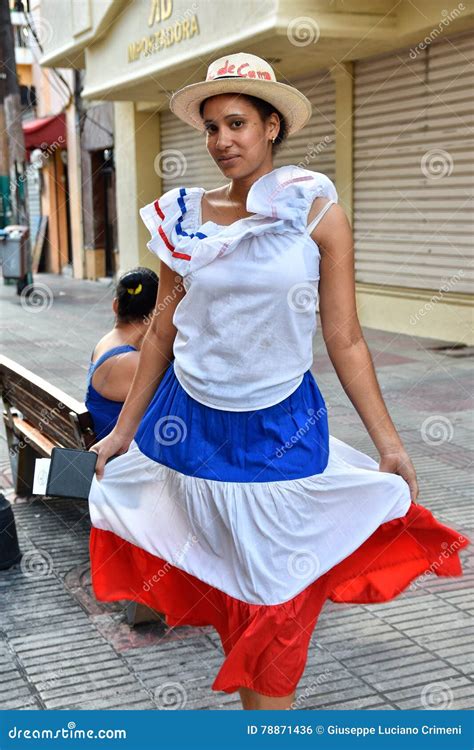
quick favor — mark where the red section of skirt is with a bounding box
[89,501,469,698]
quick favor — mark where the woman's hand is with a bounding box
[89,429,132,481]
[379,448,419,503]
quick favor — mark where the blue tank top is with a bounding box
[85,345,137,440]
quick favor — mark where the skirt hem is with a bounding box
[89,503,470,697]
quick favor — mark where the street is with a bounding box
[0,273,472,710]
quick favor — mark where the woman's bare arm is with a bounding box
[90,261,186,477]
[310,198,418,501]
[113,262,185,440]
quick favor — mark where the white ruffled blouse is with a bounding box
[140,165,338,411]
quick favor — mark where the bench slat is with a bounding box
[0,355,87,412]
[0,355,95,449]
[12,415,56,457]
[1,355,97,496]
[2,378,80,442]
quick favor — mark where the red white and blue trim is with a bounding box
[88,361,470,697]
[90,166,471,698]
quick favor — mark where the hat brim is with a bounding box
[169,79,312,136]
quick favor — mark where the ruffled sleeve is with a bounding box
[139,186,206,276]
[246,165,338,231]
[139,167,339,277]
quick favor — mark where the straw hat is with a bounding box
[169,53,312,137]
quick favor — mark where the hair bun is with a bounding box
[121,271,140,287]
[116,266,159,323]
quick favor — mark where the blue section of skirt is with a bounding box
[134,361,329,482]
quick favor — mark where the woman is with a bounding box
[85,267,159,440]
[88,53,469,710]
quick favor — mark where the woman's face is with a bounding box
[202,94,279,177]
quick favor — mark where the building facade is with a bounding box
[11,2,75,275]
[40,0,474,344]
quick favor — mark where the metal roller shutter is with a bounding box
[160,111,224,192]
[160,69,336,192]
[353,30,474,293]
[274,70,336,180]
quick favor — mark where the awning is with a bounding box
[22,113,66,150]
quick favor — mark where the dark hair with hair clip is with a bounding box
[199,94,288,153]
[115,267,159,323]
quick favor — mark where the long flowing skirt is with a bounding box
[88,361,469,697]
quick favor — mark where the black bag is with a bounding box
[43,447,98,500]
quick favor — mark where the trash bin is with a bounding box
[0,225,29,280]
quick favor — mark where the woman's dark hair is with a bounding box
[199,94,288,152]
[115,267,159,323]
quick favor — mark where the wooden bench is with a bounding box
[0,354,162,627]
[0,355,96,496]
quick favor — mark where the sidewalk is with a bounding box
[0,273,472,711]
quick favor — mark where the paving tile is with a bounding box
[390,679,474,710]
[0,273,472,710]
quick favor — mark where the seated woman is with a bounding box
[85,267,159,441]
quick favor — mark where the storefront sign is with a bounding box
[128,0,200,63]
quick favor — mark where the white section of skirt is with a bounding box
[88,436,411,606]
